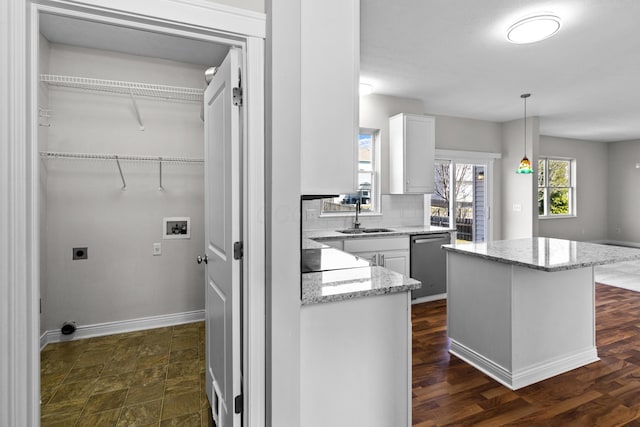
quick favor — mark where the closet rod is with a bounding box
[39,151,204,164]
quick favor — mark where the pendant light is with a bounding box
[516,93,533,174]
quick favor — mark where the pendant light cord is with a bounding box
[521,93,531,157]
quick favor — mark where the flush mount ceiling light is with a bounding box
[359,83,373,96]
[507,14,561,44]
[516,93,534,175]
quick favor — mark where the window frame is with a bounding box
[320,127,381,216]
[538,156,577,219]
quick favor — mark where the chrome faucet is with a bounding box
[353,200,362,229]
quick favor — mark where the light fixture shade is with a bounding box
[516,156,533,174]
[507,14,561,44]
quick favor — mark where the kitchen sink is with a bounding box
[337,228,395,234]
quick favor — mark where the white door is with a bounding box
[203,48,242,427]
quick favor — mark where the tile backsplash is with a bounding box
[302,194,425,230]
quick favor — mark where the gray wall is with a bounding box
[42,43,206,331]
[607,140,640,244]
[358,94,504,235]
[359,94,425,194]
[538,135,608,242]
[500,117,539,240]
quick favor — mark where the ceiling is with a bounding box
[39,13,229,67]
[360,0,640,142]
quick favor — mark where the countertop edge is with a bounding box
[305,226,454,241]
[443,241,640,272]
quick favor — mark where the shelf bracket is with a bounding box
[129,90,145,131]
[114,155,127,190]
[158,157,164,191]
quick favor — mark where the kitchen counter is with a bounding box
[302,265,420,305]
[304,224,453,241]
[300,238,420,305]
[443,237,640,272]
[444,237,640,390]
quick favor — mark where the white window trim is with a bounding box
[320,127,382,216]
[429,149,500,241]
[538,156,577,219]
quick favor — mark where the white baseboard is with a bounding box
[40,310,204,350]
[411,293,447,304]
[449,339,599,390]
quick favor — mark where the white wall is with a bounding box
[266,0,301,424]
[501,117,539,240]
[538,135,608,242]
[607,140,640,244]
[205,0,264,13]
[39,34,50,336]
[42,43,206,331]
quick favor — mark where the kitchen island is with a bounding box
[443,237,640,390]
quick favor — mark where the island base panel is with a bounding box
[447,252,598,390]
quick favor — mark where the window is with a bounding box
[322,129,379,214]
[538,157,575,217]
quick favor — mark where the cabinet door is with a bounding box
[300,0,359,194]
[389,114,435,194]
[405,115,435,193]
[380,250,410,276]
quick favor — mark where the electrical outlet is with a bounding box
[73,247,88,260]
[512,204,522,212]
[153,243,162,256]
[616,227,622,234]
[306,209,319,220]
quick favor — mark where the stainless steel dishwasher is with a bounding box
[410,233,450,299]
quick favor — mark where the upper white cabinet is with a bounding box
[389,113,435,194]
[300,0,359,194]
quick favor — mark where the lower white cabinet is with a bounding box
[301,292,412,427]
[343,236,410,275]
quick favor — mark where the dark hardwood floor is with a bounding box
[412,283,640,426]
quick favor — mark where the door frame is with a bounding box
[2,0,265,425]
[432,149,501,242]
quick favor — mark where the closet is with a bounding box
[38,13,229,342]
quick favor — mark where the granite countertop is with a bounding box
[302,266,421,305]
[443,237,640,272]
[301,227,431,305]
[304,224,454,241]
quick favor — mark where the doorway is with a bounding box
[27,2,265,425]
[429,152,498,243]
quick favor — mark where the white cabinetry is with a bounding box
[389,113,435,194]
[344,236,410,275]
[301,292,411,427]
[300,0,359,194]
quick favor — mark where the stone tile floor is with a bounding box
[596,260,640,292]
[40,321,212,427]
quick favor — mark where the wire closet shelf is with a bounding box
[40,74,204,102]
[40,151,203,190]
[39,151,204,164]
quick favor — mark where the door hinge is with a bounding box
[234,394,243,414]
[233,241,243,260]
[233,87,243,107]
